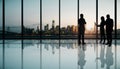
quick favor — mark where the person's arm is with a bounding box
[84,19,86,24]
[94,22,100,27]
[111,19,114,31]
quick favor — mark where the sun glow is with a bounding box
[86,24,94,31]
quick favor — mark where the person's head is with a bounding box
[101,16,105,21]
[106,14,110,19]
[80,14,84,18]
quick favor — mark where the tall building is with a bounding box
[44,25,46,31]
[46,24,49,31]
[52,20,55,30]
[44,24,49,31]
[36,26,39,34]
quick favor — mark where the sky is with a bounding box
[0,0,120,32]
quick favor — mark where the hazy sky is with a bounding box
[0,0,120,31]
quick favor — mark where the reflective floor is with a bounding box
[0,39,120,69]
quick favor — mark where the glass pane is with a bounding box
[61,0,77,38]
[5,0,21,38]
[0,0,2,39]
[117,1,120,38]
[79,0,96,39]
[98,0,114,39]
[42,0,59,39]
[23,0,40,39]
[5,42,21,69]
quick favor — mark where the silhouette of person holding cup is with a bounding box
[78,14,86,44]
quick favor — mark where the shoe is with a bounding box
[103,42,105,44]
[105,42,109,45]
[82,42,86,45]
[108,44,112,46]
[78,41,81,44]
[108,42,112,46]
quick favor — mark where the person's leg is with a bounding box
[106,33,109,44]
[78,28,81,44]
[82,34,84,43]
[82,31,85,44]
[79,34,81,44]
[100,34,102,43]
[109,33,112,46]
[103,34,105,44]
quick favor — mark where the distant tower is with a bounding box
[7,26,10,32]
[46,24,49,30]
[52,20,55,30]
[37,26,39,34]
[44,25,46,31]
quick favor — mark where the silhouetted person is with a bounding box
[78,14,86,44]
[105,14,113,46]
[95,16,106,44]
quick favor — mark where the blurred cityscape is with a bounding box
[0,20,120,38]
[0,20,96,35]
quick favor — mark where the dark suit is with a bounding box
[106,18,113,45]
[78,18,86,43]
[99,20,106,43]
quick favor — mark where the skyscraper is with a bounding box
[52,20,55,30]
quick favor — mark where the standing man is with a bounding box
[78,14,86,44]
[105,14,113,46]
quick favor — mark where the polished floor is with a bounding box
[0,39,120,69]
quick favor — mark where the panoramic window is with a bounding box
[61,0,77,38]
[98,0,115,38]
[79,0,96,39]
[0,0,2,39]
[23,0,40,39]
[42,0,59,39]
[117,0,120,38]
[5,0,21,39]
[0,0,118,39]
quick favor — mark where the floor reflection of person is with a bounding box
[51,43,55,54]
[105,46,113,69]
[96,44,105,68]
[78,45,86,69]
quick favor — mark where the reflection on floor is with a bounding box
[0,39,120,69]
